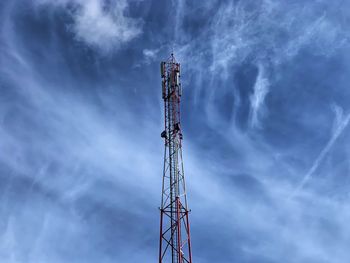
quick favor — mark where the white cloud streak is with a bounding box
[174,0,349,129]
[142,48,159,64]
[0,7,157,260]
[186,142,350,263]
[206,1,348,72]
[290,105,350,198]
[249,63,269,128]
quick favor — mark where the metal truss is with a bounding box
[159,54,193,263]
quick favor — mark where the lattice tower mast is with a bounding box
[158,54,193,263]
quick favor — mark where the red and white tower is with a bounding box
[158,54,193,263]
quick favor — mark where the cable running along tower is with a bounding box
[159,54,193,263]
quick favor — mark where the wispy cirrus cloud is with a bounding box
[249,62,269,128]
[290,105,350,198]
[173,0,349,129]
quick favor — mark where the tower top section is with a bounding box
[160,54,182,102]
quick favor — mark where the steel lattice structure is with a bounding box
[158,54,193,263]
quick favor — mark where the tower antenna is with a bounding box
[159,54,193,263]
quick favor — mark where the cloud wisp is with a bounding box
[36,0,143,53]
[249,62,269,128]
[290,105,350,198]
[172,0,349,131]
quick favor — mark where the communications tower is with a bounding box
[158,54,193,263]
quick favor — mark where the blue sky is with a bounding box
[1,0,350,262]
